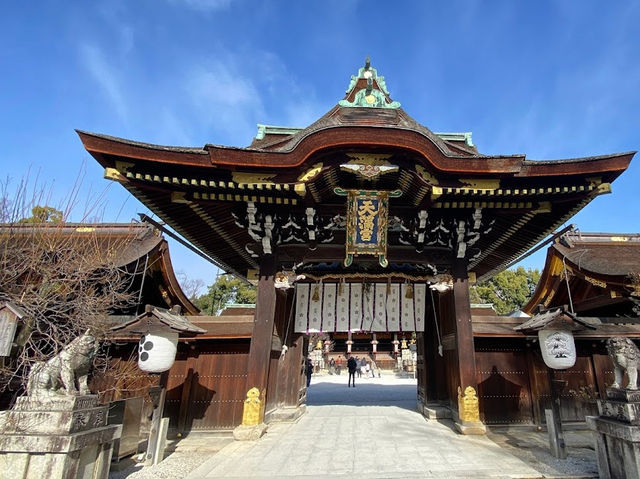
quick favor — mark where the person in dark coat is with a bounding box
[305,357,313,387]
[347,354,357,387]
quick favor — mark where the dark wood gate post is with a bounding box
[452,258,486,434]
[233,254,277,439]
[246,254,277,398]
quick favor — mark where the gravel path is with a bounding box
[109,451,211,479]
[487,429,598,478]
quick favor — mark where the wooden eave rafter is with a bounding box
[156,242,200,315]
[125,183,259,274]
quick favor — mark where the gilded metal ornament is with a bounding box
[458,386,481,423]
[337,189,401,267]
[241,387,263,426]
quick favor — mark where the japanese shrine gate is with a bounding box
[79,59,633,433]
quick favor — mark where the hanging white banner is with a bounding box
[400,284,415,332]
[295,283,310,333]
[350,283,363,331]
[294,282,427,333]
[322,283,337,332]
[414,284,426,332]
[307,284,323,332]
[371,283,387,331]
[336,283,350,332]
[386,284,400,331]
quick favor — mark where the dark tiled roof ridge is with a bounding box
[523,151,636,165]
[75,129,208,155]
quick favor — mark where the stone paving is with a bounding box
[187,374,547,478]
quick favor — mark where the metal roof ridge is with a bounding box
[75,129,208,154]
[522,151,636,165]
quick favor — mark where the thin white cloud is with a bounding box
[183,49,329,145]
[166,0,233,11]
[186,59,265,144]
[79,44,128,124]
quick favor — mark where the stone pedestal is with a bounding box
[233,423,267,441]
[0,395,121,479]
[588,388,640,479]
[454,420,487,435]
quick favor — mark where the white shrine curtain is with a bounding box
[293,282,427,333]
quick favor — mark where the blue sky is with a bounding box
[1,1,639,292]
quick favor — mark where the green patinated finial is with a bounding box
[340,58,400,109]
[365,77,373,95]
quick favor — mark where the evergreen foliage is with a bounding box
[469,266,540,315]
[194,274,256,315]
[18,206,64,224]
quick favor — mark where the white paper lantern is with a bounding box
[538,329,576,370]
[138,331,179,373]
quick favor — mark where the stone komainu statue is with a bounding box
[606,337,640,390]
[27,331,98,398]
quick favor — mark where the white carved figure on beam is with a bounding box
[456,220,467,258]
[473,208,482,229]
[262,215,274,254]
[247,202,257,226]
[305,207,315,226]
[417,210,427,247]
[606,337,640,390]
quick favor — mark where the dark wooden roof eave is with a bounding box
[76,129,211,168]
[78,128,634,183]
[519,152,635,179]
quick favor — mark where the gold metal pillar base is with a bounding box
[455,386,486,435]
[241,387,265,426]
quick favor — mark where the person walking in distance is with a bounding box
[347,354,357,388]
[305,357,313,387]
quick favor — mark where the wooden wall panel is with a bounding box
[186,341,250,430]
[592,353,615,396]
[265,351,281,413]
[553,355,599,421]
[528,345,600,423]
[285,334,305,407]
[475,340,533,424]
[474,339,607,426]
[165,346,192,429]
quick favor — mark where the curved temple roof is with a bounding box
[1,222,199,315]
[77,60,635,281]
[523,232,640,316]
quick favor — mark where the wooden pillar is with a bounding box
[284,334,305,407]
[452,259,477,393]
[234,255,278,440]
[245,255,277,403]
[452,258,485,434]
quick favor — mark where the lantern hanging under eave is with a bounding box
[138,330,179,373]
[538,329,576,369]
[513,305,599,370]
[111,304,206,373]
